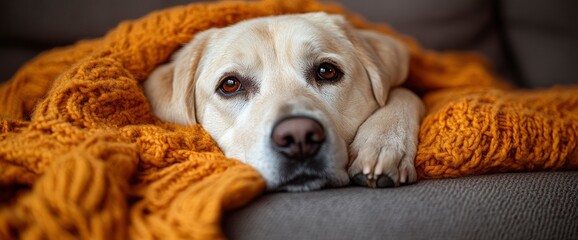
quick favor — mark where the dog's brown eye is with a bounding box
[220,77,242,94]
[317,63,340,81]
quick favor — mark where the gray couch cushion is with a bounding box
[502,0,578,87]
[0,0,197,81]
[0,0,509,83]
[335,0,510,80]
[224,172,578,240]
[3,0,576,87]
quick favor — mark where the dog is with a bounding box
[144,12,425,192]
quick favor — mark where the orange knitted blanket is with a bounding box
[0,0,577,239]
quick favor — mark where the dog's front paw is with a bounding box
[347,88,423,188]
[347,124,418,188]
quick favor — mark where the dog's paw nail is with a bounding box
[376,175,395,188]
[400,168,408,183]
[362,166,371,175]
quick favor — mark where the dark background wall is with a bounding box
[1,0,577,87]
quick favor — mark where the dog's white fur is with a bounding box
[144,13,425,191]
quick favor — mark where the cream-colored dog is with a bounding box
[144,12,425,192]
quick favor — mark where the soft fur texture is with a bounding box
[0,0,577,239]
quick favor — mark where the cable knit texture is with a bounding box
[0,0,576,239]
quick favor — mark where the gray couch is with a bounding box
[1,0,577,239]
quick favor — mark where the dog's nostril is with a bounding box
[278,136,295,147]
[306,132,324,144]
[272,117,325,160]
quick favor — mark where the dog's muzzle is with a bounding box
[266,115,348,191]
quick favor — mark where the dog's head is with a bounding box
[144,13,409,191]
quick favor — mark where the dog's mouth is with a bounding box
[276,174,327,192]
[285,174,319,185]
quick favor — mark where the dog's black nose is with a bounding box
[271,117,325,160]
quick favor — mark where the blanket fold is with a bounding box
[0,0,576,239]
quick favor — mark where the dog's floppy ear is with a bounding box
[144,29,216,125]
[353,30,410,106]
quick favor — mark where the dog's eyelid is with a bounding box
[317,58,342,69]
[318,53,347,65]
